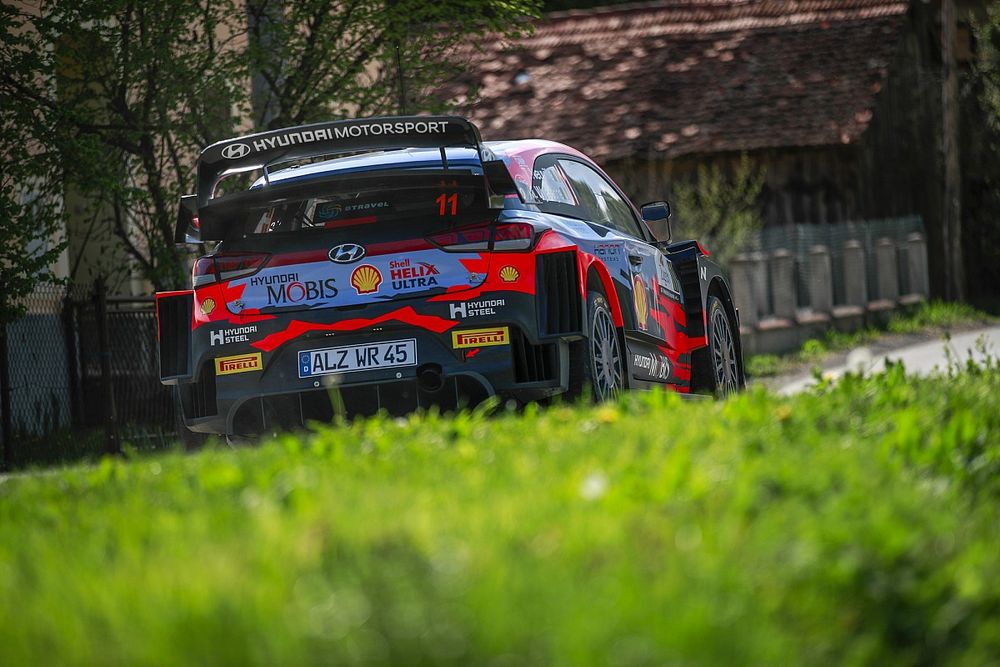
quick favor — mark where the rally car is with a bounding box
[158,115,743,440]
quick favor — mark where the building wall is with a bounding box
[852,0,946,293]
[606,145,867,239]
[603,1,963,297]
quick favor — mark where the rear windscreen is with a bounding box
[251,191,473,234]
[243,176,492,236]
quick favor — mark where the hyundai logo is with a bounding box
[328,243,366,264]
[221,143,251,160]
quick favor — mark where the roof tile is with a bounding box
[443,0,908,159]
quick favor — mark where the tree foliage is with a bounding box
[975,2,1000,129]
[2,0,539,294]
[0,5,66,324]
[246,0,538,129]
[0,139,64,325]
[3,0,244,291]
[669,155,766,266]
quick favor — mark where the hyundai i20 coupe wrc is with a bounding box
[158,115,744,440]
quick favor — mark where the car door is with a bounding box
[553,160,663,335]
[552,158,688,385]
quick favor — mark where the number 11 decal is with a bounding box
[437,192,458,216]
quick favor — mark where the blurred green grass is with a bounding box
[2,361,1000,665]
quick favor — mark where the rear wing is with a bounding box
[176,115,518,243]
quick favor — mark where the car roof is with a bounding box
[254,139,589,188]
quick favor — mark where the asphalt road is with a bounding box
[778,325,1000,395]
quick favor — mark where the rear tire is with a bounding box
[569,291,625,401]
[706,295,742,396]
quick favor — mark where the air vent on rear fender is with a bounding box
[673,259,705,338]
[184,361,218,418]
[511,330,558,383]
[535,252,582,336]
[157,293,192,379]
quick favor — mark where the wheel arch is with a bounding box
[582,257,626,329]
[582,257,632,391]
[706,276,746,382]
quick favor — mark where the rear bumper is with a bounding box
[167,248,585,436]
[177,323,573,436]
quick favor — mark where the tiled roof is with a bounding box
[443,0,909,160]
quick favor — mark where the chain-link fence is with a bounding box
[3,285,78,438]
[1,280,175,467]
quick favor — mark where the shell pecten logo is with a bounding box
[499,266,520,283]
[351,264,382,294]
[214,352,263,376]
[451,326,510,349]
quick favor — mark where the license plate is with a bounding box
[298,339,417,378]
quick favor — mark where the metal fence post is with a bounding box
[61,295,83,428]
[93,277,121,456]
[0,320,11,470]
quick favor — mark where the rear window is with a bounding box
[244,176,492,236]
[253,195,397,234]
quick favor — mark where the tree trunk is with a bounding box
[942,0,964,300]
[247,0,284,130]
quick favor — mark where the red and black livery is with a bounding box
[157,116,743,439]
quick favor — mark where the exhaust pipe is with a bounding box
[416,364,445,393]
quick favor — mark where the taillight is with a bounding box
[192,252,269,287]
[428,224,491,251]
[191,257,216,288]
[492,222,534,251]
[428,222,536,252]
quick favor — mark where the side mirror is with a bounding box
[640,200,671,243]
[174,194,201,244]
